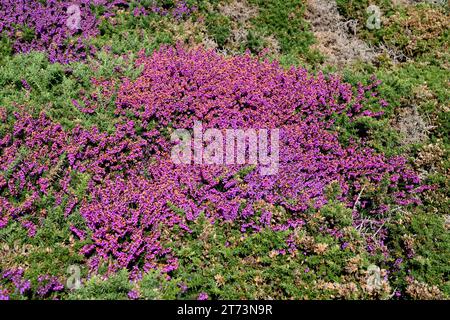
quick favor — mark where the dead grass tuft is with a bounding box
[305,0,378,68]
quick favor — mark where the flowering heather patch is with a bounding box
[0,0,447,302]
[79,175,187,273]
[0,0,98,63]
[35,274,64,297]
[0,0,193,63]
[0,111,68,229]
[0,268,64,299]
[0,46,428,278]
[2,268,31,295]
[0,288,8,300]
[115,46,424,214]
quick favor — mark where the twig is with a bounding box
[352,186,366,212]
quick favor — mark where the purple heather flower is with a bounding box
[198,292,208,300]
[0,0,193,63]
[128,290,140,300]
[21,79,31,91]
[0,288,9,300]
[0,46,428,278]
[178,282,188,293]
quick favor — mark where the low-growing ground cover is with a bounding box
[0,0,448,300]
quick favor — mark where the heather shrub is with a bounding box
[0,266,66,299]
[0,0,194,63]
[0,0,98,63]
[1,0,448,299]
[0,45,431,289]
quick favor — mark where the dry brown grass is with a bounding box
[305,0,378,68]
[217,0,281,55]
[384,5,449,57]
[394,105,431,145]
[406,280,444,299]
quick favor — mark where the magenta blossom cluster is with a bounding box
[0,0,193,63]
[0,46,427,274]
[0,268,63,298]
[79,175,187,273]
[1,268,31,295]
[0,0,97,63]
[0,288,8,300]
[36,275,64,297]
[115,46,424,214]
[0,110,67,230]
